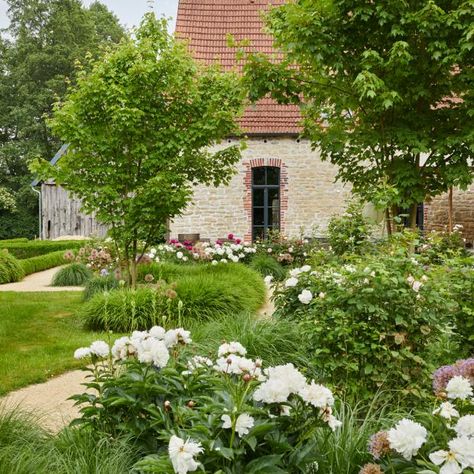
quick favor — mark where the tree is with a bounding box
[0,0,124,238]
[244,0,473,230]
[33,14,245,286]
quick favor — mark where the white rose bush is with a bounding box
[71,326,341,473]
[360,358,474,474]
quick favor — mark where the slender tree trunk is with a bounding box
[448,186,453,234]
[409,203,418,230]
[385,208,392,237]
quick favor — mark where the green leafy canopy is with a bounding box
[244,0,473,211]
[32,13,246,284]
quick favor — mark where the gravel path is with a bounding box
[0,266,83,292]
[1,370,87,432]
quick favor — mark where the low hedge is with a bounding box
[0,238,29,244]
[82,263,266,331]
[0,240,85,259]
[0,251,25,284]
[19,251,68,276]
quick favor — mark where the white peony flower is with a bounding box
[387,419,427,460]
[299,381,334,408]
[187,355,213,372]
[327,414,343,431]
[412,280,423,292]
[290,268,302,277]
[267,248,273,253]
[298,289,313,304]
[111,336,137,360]
[149,326,166,340]
[300,265,311,273]
[164,328,192,348]
[218,341,247,357]
[221,413,254,437]
[253,377,292,403]
[446,376,473,400]
[182,256,188,262]
[211,260,217,265]
[220,258,228,264]
[230,255,239,263]
[429,437,474,473]
[455,415,474,438]
[319,292,326,299]
[265,364,307,392]
[285,277,299,288]
[264,275,273,285]
[89,340,109,358]
[74,347,91,359]
[137,338,169,367]
[168,435,203,474]
[433,402,460,420]
[176,251,184,260]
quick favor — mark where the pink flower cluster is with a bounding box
[433,358,474,396]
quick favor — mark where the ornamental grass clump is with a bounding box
[72,327,342,473]
[82,274,120,301]
[361,359,474,473]
[273,252,455,399]
[51,263,93,286]
[249,253,286,280]
[0,250,24,284]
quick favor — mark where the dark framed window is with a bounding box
[252,166,280,241]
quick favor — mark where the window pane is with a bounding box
[252,167,265,185]
[266,167,280,185]
[253,208,264,226]
[271,207,280,228]
[268,188,280,207]
[253,188,264,207]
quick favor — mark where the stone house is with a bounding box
[34,0,474,244]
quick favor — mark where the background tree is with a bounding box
[33,13,245,287]
[0,0,124,239]
[244,0,473,231]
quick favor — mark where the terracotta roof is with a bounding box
[175,0,302,135]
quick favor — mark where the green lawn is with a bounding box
[0,291,110,395]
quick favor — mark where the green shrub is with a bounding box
[19,251,68,275]
[51,263,93,286]
[327,200,372,255]
[0,240,85,259]
[82,264,266,332]
[0,238,29,243]
[81,287,169,332]
[0,250,25,283]
[249,253,286,280]
[83,275,120,301]
[274,251,454,399]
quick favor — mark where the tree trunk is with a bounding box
[385,208,392,237]
[409,203,418,230]
[448,186,453,234]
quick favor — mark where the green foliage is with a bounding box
[0,238,28,243]
[0,409,137,473]
[418,228,469,264]
[0,0,124,240]
[81,264,265,332]
[327,201,372,255]
[34,13,245,286]
[244,0,474,217]
[51,263,93,286]
[83,275,120,301]
[19,250,68,275]
[0,240,84,259]
[274,252,455,399]
[0,250,24,283]
[249,253,286,280]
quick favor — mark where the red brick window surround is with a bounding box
[243,158,288,242]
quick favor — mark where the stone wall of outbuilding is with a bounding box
[169,137,351,242]
[424,184,474,246]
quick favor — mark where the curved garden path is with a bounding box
[0,266,83,292]
[1,277,275,432]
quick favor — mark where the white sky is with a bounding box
[0,0,179,31]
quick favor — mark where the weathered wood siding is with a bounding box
[41,184,108,239]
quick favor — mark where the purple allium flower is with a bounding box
[458,358,474,385]
[368,431,391,460]
[100,268,109,277]
[433,364,460,396]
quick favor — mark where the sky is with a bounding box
[0,0,179,31]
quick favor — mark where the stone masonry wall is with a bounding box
[169,137,351,242]
[424,184,474,245]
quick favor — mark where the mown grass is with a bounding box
[0,292,115,395]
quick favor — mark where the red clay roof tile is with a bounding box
[175,0,301,134]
